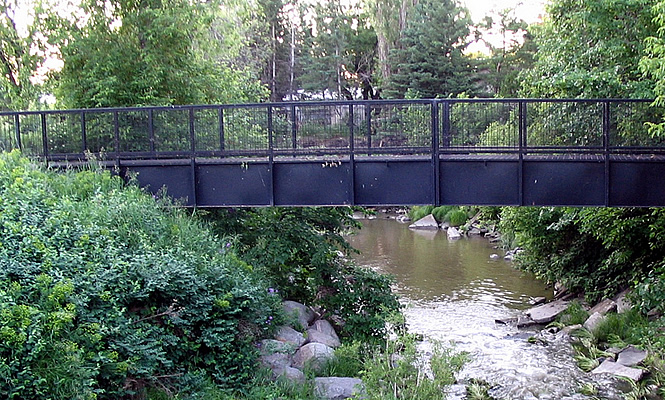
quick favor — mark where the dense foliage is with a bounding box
[0,151,283,398]
[202,207,401,343]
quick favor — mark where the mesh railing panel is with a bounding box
[223,106,268,152]
[609,101,665,148]
[84,112,116,154]
[194,108,221,152]
[448,101,518,150]
[18,114,42,156]
[46,112,81,155]
[153,109,190,152]
[0,115,17,152]
[117,110,150,153]
[526,102,603,148]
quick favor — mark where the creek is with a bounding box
[347,216,623,400]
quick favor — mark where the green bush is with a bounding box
[202,207,402,344]
[409,205,435,221]
[558,301,590,326]
[431,206,454,223]
[0,151,281,399]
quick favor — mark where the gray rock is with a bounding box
[557,324,583,338]
[278,366,305,384]
[447,227,462,240]
[396,215,411,223]
[489,253,500,260]
[292,342,335,373]
[258,339,294,374]
[583,312,606,332]
[408,214,439,230]
[495,317,518,325]
[258,339,294,355]
[617,346,648,367]
[589,298,617,315]
[275,325,306,347]
[307,320,341,348]
[283,300,315,330]
[592,359,645,381]
[467,227,482,236]
[530,296,547,306]
[526,299,569,324]
[517,316,538,328]
[614,289,632,313]
[307,329,341,348]
[314,377,364,400]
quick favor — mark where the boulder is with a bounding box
[583,312,606,332]
[467,227,482,236]
[526,299,569,324]
[307,320,341,348]
[589,298,617,315]
[530,297,547,306]
[396,215,411,223]
[314,377,365,400]
[408,214,439,230]
[592,359,645,381]
[283,300,315,330]
[614,289,632,313]
[278,366,305,384]
[617,346,648,367]
[292,342,335,373]
[489,253,500,260]
[447,227,462,240]
[275,325,306,347]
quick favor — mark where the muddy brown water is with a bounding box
[348,217,624,400]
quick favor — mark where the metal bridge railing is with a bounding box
[0,99,661,161]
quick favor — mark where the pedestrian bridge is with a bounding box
[2,98,664,207]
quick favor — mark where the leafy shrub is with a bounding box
[431,206,454,223]
[409,205,435,221]
[447,209,469,227]
[202,207,402,344]
[558,300,590,326]
[0,151,280,399]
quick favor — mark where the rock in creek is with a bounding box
[447,227,462,240]
[408,214,439,230]
[583,312,606,332]
[592,359,645,381]
[589,298,617,315]
[617,346,648,367]
[526,299,569,324]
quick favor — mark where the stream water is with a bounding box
[347,216,623,400]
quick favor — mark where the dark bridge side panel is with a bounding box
[523,161,605,206]
[196,163,272,206]
[129,163,195,207]
[610,162,665,207]
[439,160,519,205]
[274,162,351,206]
[354,160,432,206]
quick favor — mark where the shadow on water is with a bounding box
[348,217,624,400]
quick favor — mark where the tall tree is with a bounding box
[0,0,63,110]
[385,0,479,99]
[641,0,665,135]
[57,0,266,108]
[521,0,656,98]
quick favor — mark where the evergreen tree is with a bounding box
[386,0,479,99]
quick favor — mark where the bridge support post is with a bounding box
[432,101,440,205]
[603,101,611,206]
[518,101,527,206]
[349,104,356,205]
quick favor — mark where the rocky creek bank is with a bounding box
[258,300,364,400]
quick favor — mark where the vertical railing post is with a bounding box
[442,101,451,148]
[113,110,120,168]
[432,100,440,205]
[218,107,225,154]
[189,107,197,207]
[518,100,527,206]
[81,112,87,154]
[349,103,355,205]
[41,113,48,162]
[148,108,155,153]
[366,103,372,151]
[14,114,21,152]
[603,101,611,206]
[268,105,275,206]
[291,104,297,156]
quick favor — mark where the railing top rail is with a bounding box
[0,98,654,117]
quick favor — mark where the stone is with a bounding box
[617,346,648,367]
[275,325,306,347]
[614,289,632,313]
[489,253,500,260]
[557,324,583,338]
[467,227,482,236]
[526,299,569,324]
[516,316,538,328]
[530,296,547,306]
[307,328,341,348]
[278,366,305,384]
[258,339,294,375]
[408,214,439,230]
[258,339,295,356]
[260,351,292,372]
[495,317,518,325]
[396,215,411,223]
[307,320,341,348]
[589,298,617,315]
[292,342,335,373]
[314,377,364,400]
[283,300,315,330]
[583,312,606,332]
[592,359,645,381]
[447,227,462,240]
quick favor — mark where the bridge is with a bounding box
[2,98,665,207]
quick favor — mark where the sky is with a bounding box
[462,0,547,24]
